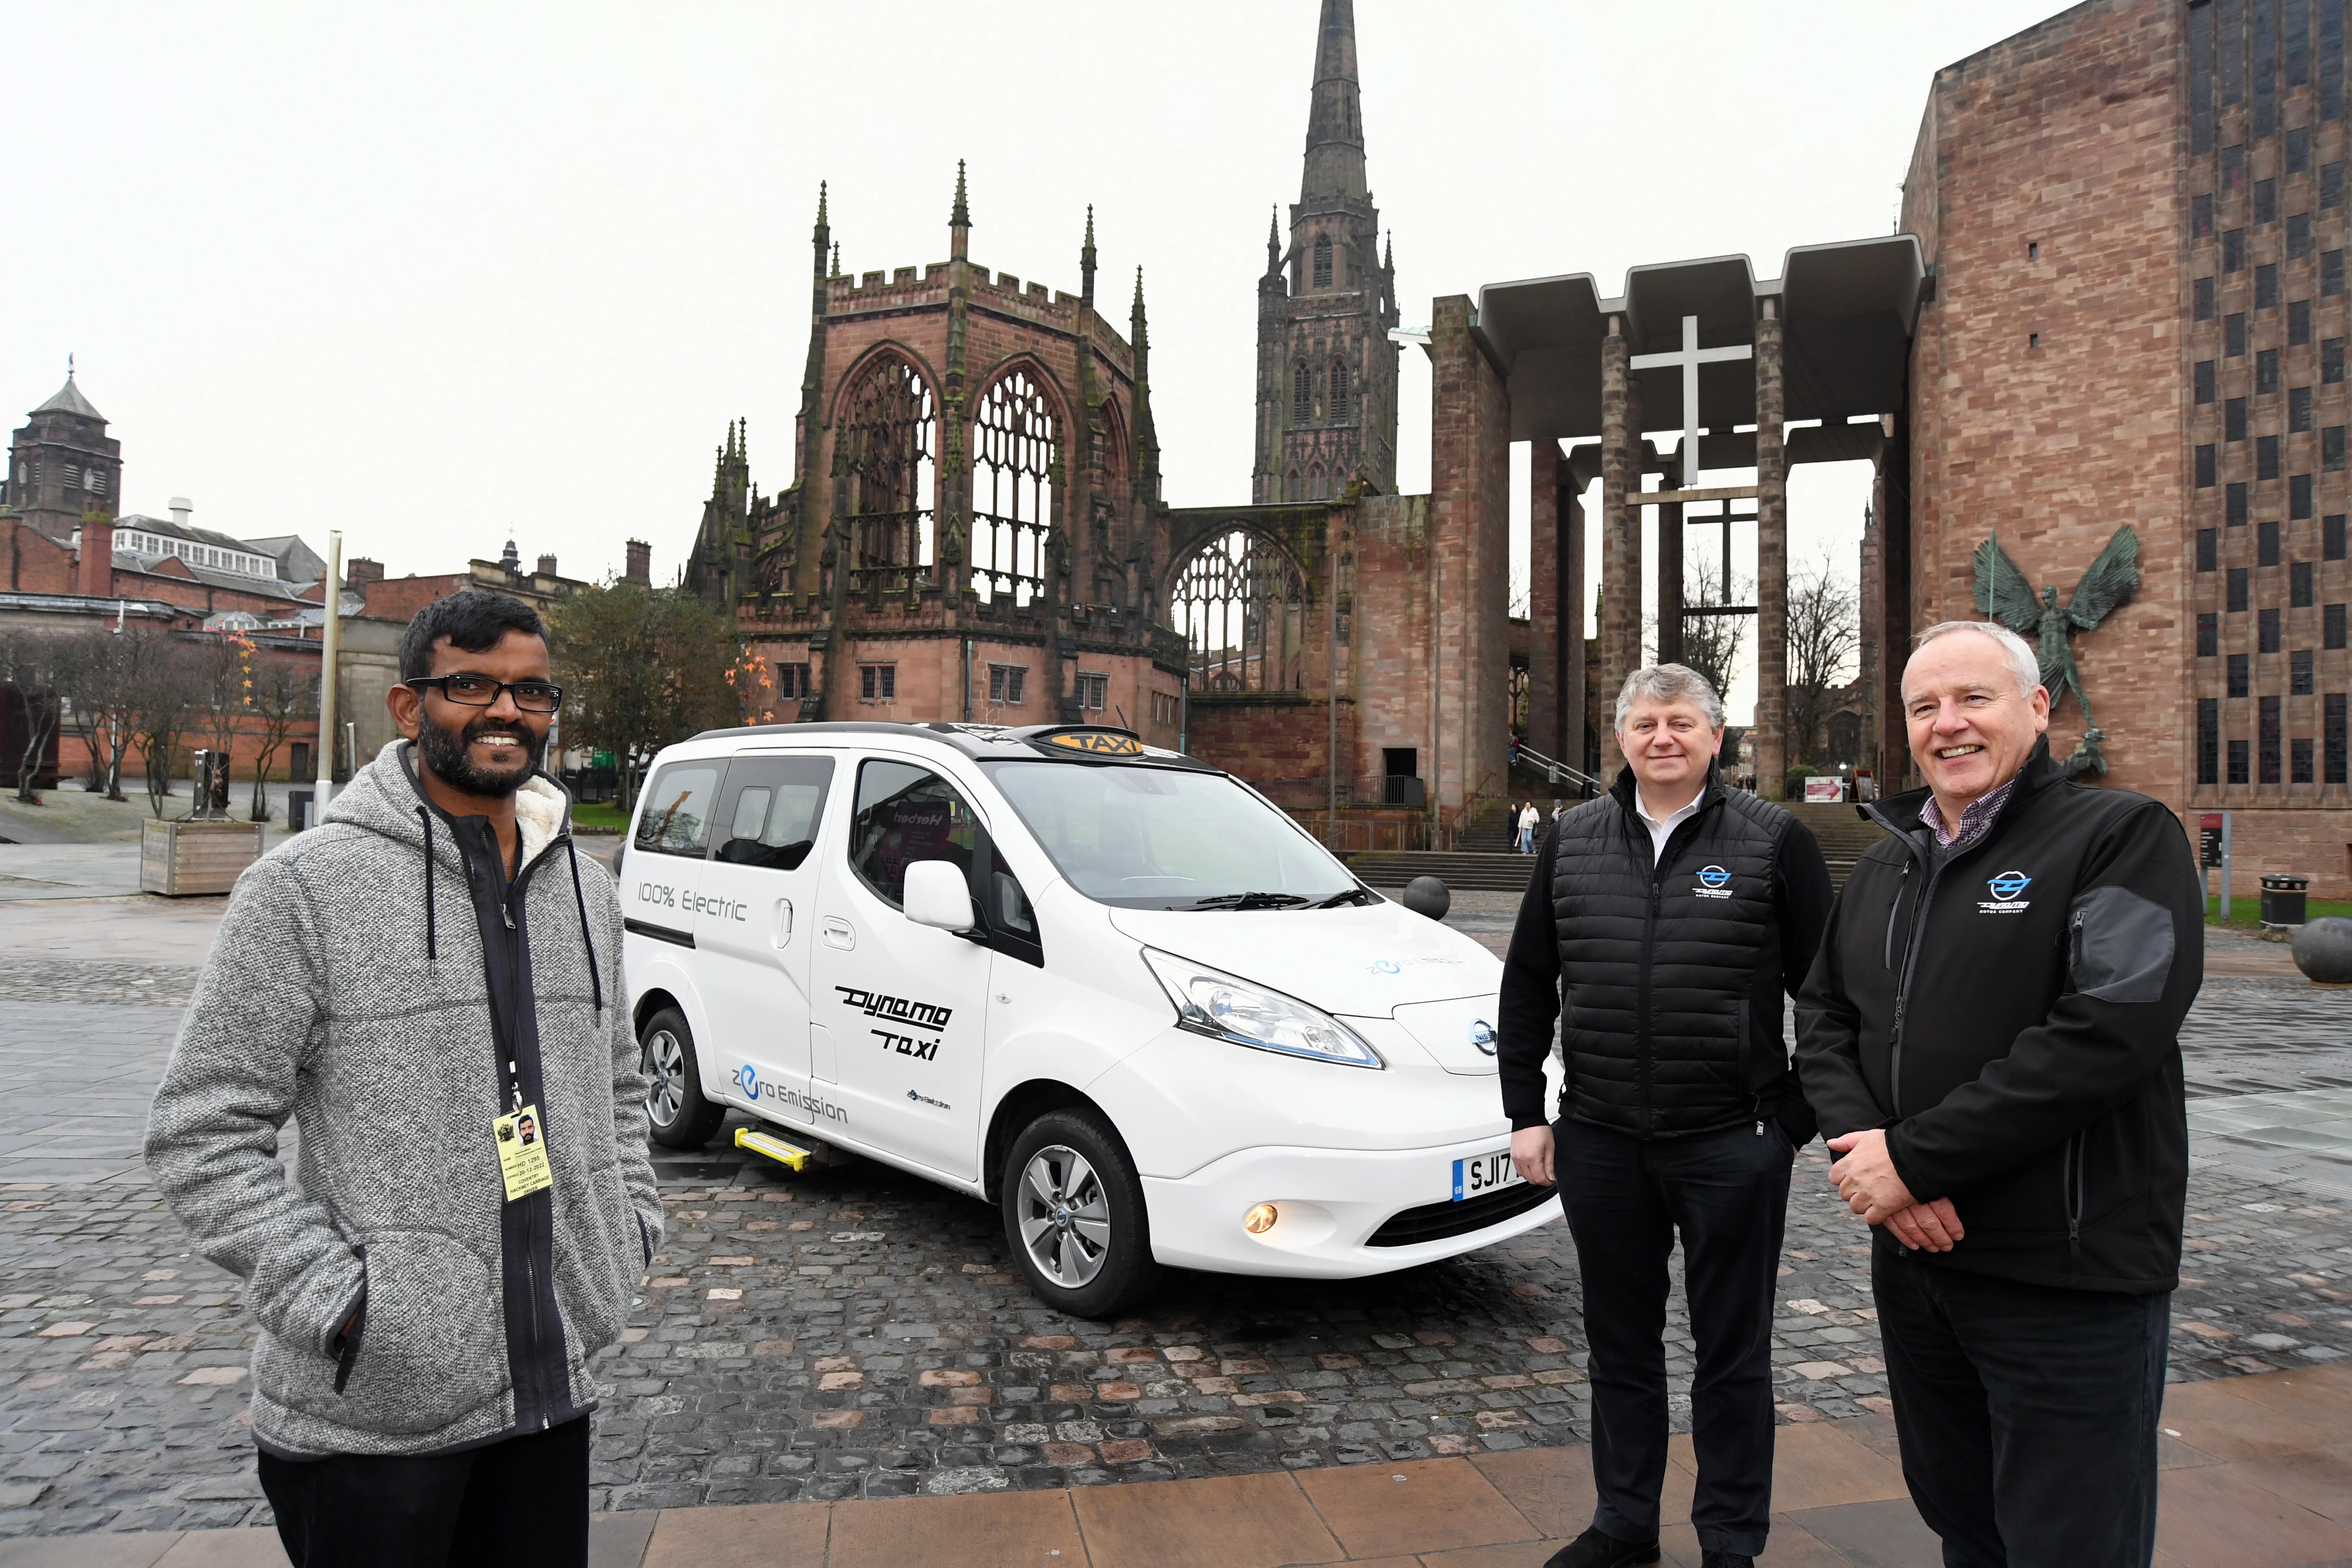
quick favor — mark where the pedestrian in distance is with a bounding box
[144,590,660,1568]
[1518,798,1541,854]
[1795,619,2202,1568]
[1496,664,1834,1568]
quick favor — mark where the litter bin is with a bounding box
[288,788,314,833]
[2261,873,2310,928]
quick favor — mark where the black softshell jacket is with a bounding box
[1794,740,2204,1294]
[1498,764,1832,1141]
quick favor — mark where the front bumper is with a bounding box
[1141,1136,1563,1279]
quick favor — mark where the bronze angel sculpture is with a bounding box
[1971,524,2140,777]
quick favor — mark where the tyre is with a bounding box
[1001,1108,1162,1318]
[640,1006,725,1149]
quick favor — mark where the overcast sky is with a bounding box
[6,0,2070,722]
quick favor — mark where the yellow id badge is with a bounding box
[494,1105,553,1201]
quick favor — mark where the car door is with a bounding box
[810,755,996,1180]
[695,752,836,1128]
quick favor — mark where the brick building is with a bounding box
[1900,0,2352,896]
[680,164,1190,746]
[3,369,120,546]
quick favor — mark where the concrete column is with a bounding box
[1656,498,1684,668]
[1754,299,1788,798]
[1526,441,1562,761]
[1598,318,1640,779]
[1875,412,1914,791]
[1562,476,1587,779]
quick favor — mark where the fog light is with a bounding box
[1244,1202,1279,1235]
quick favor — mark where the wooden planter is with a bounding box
[140,818,264,897]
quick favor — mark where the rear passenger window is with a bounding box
[633,763,722,857]
[848,760,980,907]
[713,756,833,870]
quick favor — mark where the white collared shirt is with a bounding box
[1633,789,1703,866]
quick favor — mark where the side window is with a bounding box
[633,762,723,857]
[848,760,980,907]
[712,756,834,870]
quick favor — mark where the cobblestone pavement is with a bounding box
[0,948,2349,1534]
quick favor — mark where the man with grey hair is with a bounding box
[1497,664,1831,1568]
[1797,619,2201,1567]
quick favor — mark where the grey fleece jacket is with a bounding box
[144,740,663,1457]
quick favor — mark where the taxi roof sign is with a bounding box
[1037,729,1145,757]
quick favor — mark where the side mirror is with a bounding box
[903,860,976,933]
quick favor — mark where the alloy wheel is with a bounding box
[1016,1144,1112,1288]
[645,1028,686,1128]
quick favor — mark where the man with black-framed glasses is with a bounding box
[146,589,659,1567]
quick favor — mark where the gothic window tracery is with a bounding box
[1310,465,1327,501]
[1173,529,1309,693]
[1293,362,1313,425]
[1312,236,1333,290]
[1329,360,1349,422]
[838,355,936,594]
[1285,470,1301,502]
[970,370,1058,604]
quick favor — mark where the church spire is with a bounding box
[1081,204,1097,308]
[1266,206,1282,276]
[949,159,971,261]
[811,180,829,280]
[1300,0,1367,204]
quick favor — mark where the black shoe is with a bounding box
[1541,1526,1662,1568]
[1699,1554,1754,1568]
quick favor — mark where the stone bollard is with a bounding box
[2292,916,2352,985]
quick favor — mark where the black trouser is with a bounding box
[258,1416,591,1568]
[1872,1240,2169,1568]
[1557,1116,1794,1557]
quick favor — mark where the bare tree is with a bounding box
[1677,555,1752,713]
[50,625,141,799]
[193,628,256,764]
[1785,547,1862,774]
[246,656,316,822]
[0,627,64,804]
[125,634,205,817]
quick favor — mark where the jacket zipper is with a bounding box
[1639,871,1661,1136]
[1886,850,1945,1118]
[1883,862,1912,972]
[496,848,561,1432]
[2064,1132,2085,1260]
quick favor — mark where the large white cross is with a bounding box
[1629,314,1753,488]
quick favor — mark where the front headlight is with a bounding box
[1141,948,1383,1069]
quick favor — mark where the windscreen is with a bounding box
[983,761,1360,909]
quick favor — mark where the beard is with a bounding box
[417,711,546,799]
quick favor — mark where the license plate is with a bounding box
[1451,1150,1524,1202]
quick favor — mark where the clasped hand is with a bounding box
[1825,1129,1963,1253]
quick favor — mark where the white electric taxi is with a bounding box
[616,721,1561,1316]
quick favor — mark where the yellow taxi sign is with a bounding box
[1040,730,1145,757]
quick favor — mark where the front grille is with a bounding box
[1366,1179,1556,1247]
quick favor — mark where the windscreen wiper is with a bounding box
[1311,887,1377,908]
[1190,891,1312,910]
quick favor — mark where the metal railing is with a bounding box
[1511,743,1603,798]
